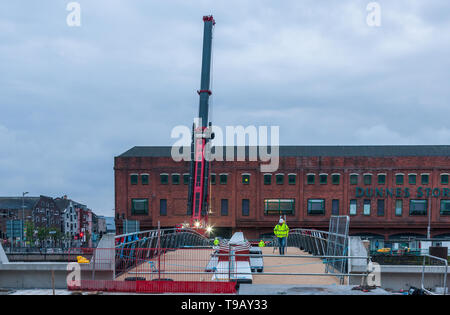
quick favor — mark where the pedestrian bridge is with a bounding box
[63,216,368,293]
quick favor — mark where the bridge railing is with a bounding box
[421,254,448,295]
[114,228,211,277]
[115,228,210,249]
[287,228,350,284]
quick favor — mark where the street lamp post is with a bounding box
[427,196,432,240]
[22,192,29,247]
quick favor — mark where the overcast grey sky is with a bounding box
[0,1,449,216]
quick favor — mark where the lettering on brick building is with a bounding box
[355,187,450,199]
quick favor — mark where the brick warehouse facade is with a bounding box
[114,146,450,241]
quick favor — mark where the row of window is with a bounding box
[348,199,450,216]
[130,173,230,186]
[34,208,60,216]
[309,173,450,186]
[39,201,54,208]
[129,198,450,217]
[34,217,59,224]
[130,173,450,186]
[305,199,450,216]
[130,198,240,217]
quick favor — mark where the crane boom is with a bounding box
[187,15,215,231]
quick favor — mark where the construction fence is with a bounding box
[67,246,238,294]
[66,218,361,293]
[66,245,374,294]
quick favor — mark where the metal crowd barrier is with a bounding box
[127,253,370,278]
[421,254,448,295]
[68,247,370,290]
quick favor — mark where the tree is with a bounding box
[25,221,35,243]
[37,227,48,245]
[48,228,62,246]
[85,231,91,246]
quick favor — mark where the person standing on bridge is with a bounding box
[274,218,289,255]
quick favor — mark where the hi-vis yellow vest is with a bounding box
[274,223,289,238]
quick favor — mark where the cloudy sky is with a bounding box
[0,1,449,216]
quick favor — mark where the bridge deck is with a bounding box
[116,247,343,285]
[252,247,343,285]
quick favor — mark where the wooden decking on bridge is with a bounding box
[116,247,343,285]
[253,247,342,285]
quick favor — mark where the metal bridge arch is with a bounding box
[114,228,211,276]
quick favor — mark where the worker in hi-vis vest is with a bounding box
[258,240,265,248]
[274,218,289,255]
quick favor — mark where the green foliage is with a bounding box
[37,227,48,241]
[85,231,91,243]
[25,221,34,241]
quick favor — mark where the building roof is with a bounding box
[54,197,87,212]
[118,145,450,158]
[0,197,40,210]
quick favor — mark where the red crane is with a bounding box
[185,16,216,234]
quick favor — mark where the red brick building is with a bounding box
[32,195,62,231]
[114,146,450,241]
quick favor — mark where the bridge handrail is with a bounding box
[115,228,209,241]
[289,228,347,240]
[114,228,211,250]
[421,254,448,295]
